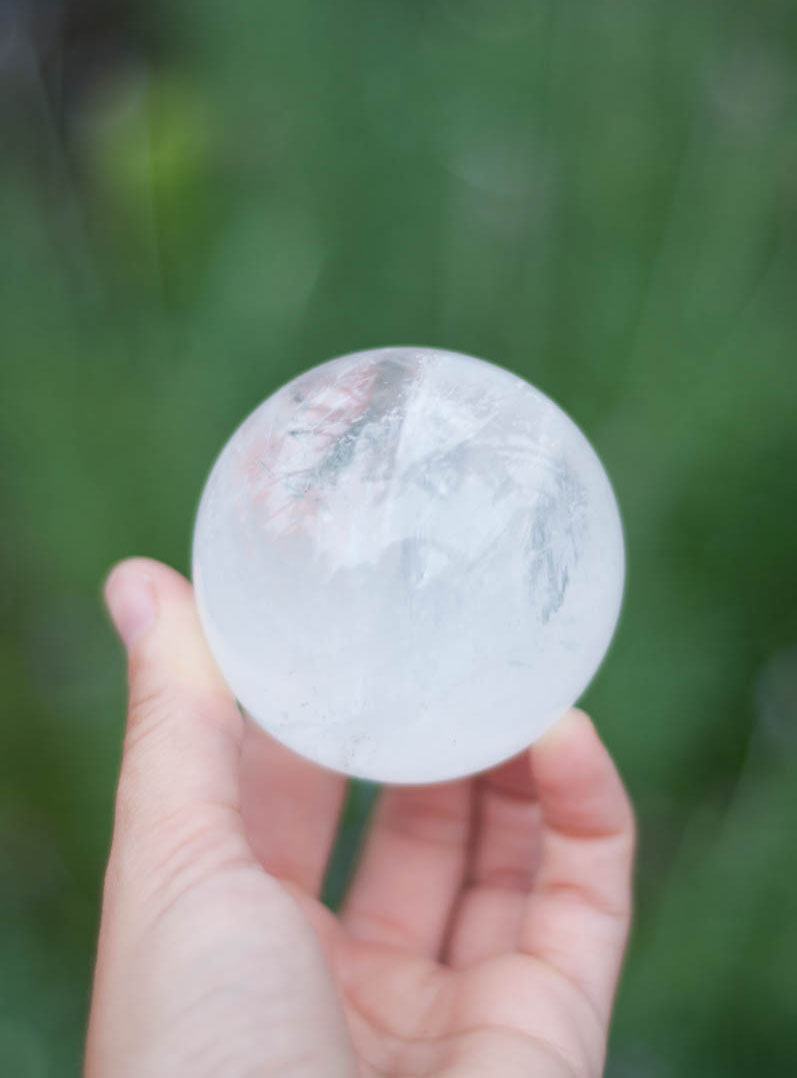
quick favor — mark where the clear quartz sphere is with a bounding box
[192,347,625,783]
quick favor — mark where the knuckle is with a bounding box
[381,789,470,848]
[118,801,249,917]
[124,676,180,751]
[544,875,632,924]
[148,808,237,888]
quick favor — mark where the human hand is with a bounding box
[86,558,635,1078]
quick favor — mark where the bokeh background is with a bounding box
[2,0,797,1073]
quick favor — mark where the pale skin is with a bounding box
[86,558,635,1078]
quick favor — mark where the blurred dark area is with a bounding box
[1,0,797,1073]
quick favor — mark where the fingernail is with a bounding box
[104,562,157,650]
[538,707,587,745]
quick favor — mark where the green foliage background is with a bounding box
[2,1,797,1073]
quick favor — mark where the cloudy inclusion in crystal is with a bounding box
[192,348,625,783]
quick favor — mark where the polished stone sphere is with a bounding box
[192,347,624,783]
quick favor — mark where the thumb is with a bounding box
[103,558,249,911]
[91,561,359,1078]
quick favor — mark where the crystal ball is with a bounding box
[192,347,624,783]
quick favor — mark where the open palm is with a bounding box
[87,560,634,1078]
